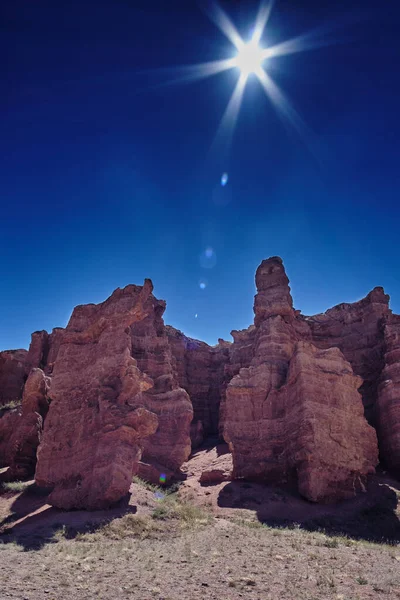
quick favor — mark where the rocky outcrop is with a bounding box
[377,315,400,475]
[0,368,50,481]
[129,302,193,484]
[223,257,378,502]
[0,350,28,405]
[0,407,20,470]
[35,282,159,509]
[166,327,229,446]
[305,287,390,424]
[26,327,65,375]
[1,255,399,506]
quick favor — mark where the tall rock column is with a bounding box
[223,257,378,502]
[35,282,159,510]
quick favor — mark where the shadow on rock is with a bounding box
[218,475,400,544]
[0,489,137,551]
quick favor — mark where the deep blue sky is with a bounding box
[1,0,399,350]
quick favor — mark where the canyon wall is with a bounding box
[1,256,399,507]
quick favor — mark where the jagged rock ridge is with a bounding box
[0,256,399,508]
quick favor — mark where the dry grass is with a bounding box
[0,509,399,599]
[1,480,32,493]
[0,398,22,412]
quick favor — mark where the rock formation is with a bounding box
[35,282,159,509]
[0,349,28,405]
[377,315,400,476]
[129,297,193,484]
[166,327,229,447]
[26,327,65,376]
[223,257,379,502]
[305,287,390,425]
[0,368,50,481]
[1,255,399,507]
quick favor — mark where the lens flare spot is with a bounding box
[199,280,207,290]
[221,172,229,186]
[200,247,217,269]
[195,313,198,318]
[159,473,166,484]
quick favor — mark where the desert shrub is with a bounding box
[0,399,22,412]
[1,481,32,493]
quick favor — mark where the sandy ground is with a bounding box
[1,443,399,600]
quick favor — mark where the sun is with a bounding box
[161,1,324,155]
[234,41,266,78]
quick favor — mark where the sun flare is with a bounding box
[233,41,266,78]
[162,1,329,157]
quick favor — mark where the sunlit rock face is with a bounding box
[223,257,379,502]
[305,287,391,425]
[0,368,50,481]
[254,256,294,325]
[166,327,229,448]
[0,349,28,406]
[377,315,400,476]
[35,282,159,510]
[129,300,193,484]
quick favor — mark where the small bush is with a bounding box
[322,537,339,548]
[0,399,22,412]
[152,494,211,527]
[1,481,32,493]
[132,476,164,495]
[98,514,162,540]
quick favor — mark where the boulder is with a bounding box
[199,453,232,485]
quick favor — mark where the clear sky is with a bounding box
[1,0,399,350]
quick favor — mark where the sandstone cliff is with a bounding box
[35,282,159,509]
[223,257,379,502]
[0,349,28,405]
[1,255,399,508]
[166,327,229,447]
[129,297,193,484]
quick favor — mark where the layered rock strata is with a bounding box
[166,327,229,446]
[26,327,65,375]
[1,255,399,506]
[35,282,159,509]
[223,257,379,502]
[129,299,193,484]
[305,288,390,424]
